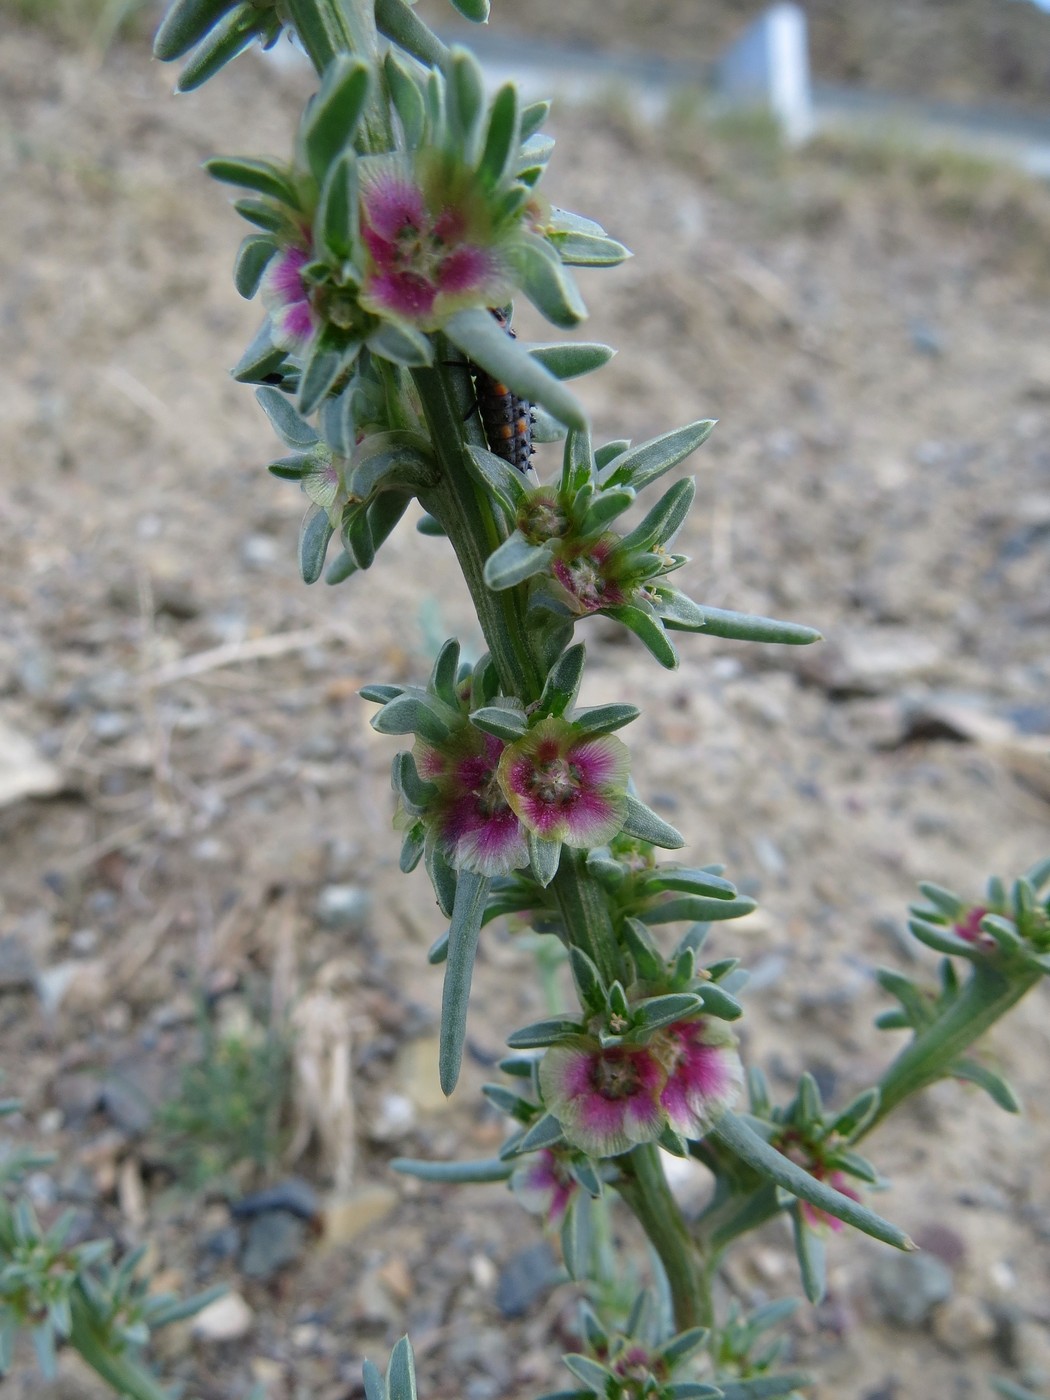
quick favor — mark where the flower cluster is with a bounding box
[540,1018,742,1158]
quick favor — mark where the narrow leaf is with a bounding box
[154,0,238,60]
[711,1113,913,1250]
[483,532,554,590]
[447,307,587,431]
[792,1206,827,1304]
[527,341,615,380]
[619,796,684,849]
[298,504,334,584]
[440,871,490,1096]
[176,6,269,93]
[668,604,822,646]
[233,234,276,298]
[256,385,319,447]
[303,57,372,186]
[601,420,716,491]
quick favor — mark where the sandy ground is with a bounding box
[1,15,1050,1400]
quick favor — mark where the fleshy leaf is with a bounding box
[600,420,716,491]
[440,871,491,1096]
[483,532,554,591]
[390,1156,512,1182]
[446,308,587,431]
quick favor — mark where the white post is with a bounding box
[716,3,814,145]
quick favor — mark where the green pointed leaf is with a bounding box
[154,0,239,59]
[506,1017,581,1049]
[563,1355,616,1392]
[519,100,550,142]
[560,1190,592,1281]
[668,604,822,646]
[569,947,606,1010]
[527,341,615,381]
[233,196,287,234]
[538,642,586,717]
[448,0,489,19]
[665,1386,722,1400]
[619,795,684,849]
[390,1155,512,1183]
[697,984,743,1020]
[303,57,372,186]
[529,832,562,888]
[174,4,274,91]
[792,1207,827,1304]
[298,503,334,585]
[393,751,437,814]
[362,1359,385,1400]
[572,703,639,736]
[581,488,635,535]
[256,385,319,448]
[907,916,978,958]
[532,406,568,443]
[518,1112,565,1153]
[206,156,300,208]
[440,871,490,1096]
[622,917,664,980]
[470,704,528,741]
[299,327,363,417]
[549,229,632,267]
[631,992,703,1032]
[642,895,756,924]
[233,320,287,384]
[660,1327,709,1367]
[375,0,448,66]
[447,47,486,157]
[605,604,679,670]
[600,419,716,491]
[638,868,737,900]
[952,1058,1022,1112]
[429,638,461,706]
[830,1087,881,1140]
[483,531,554,590]
[385,52,426,149]
[594,439,630,471]
[386,1336,417,1400]
[464,445,530,517]
[719,1378,812,1400]
[917,882,965,918]
[711,1113,913,1250]
[478,83,519,189]
[447,307,586,431]
[400,823,425,872]
[351,431,438,497]
[621,478,695,553]
[509,232,588,330]
[367,319,435,367]
[316,153,357,260]
[416,512,446,536]
[233,234,276,298]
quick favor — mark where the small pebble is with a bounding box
[316,884,370,930]
[191,1291,254,1343]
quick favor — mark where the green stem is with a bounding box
[412,361,545,701]
[69,1286,172,1400]
[283,0,391,150]
[551,848,624,988]
[617,1144,711,1332]
[869,963,1039,1130]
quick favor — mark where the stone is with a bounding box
[231,1176,320,1222]
[240,1209,307,1280]
[36,959,109,1015]
[494,1242,559,1319]
[869,1252,953,1328]
[931,1294,995,1354]
[0,713,64,807]
[191,1291,254,1343]
[320,1184,398,1248]
[0,933,36,991]
[369,1092,417,1142]
[395,1037,452,1113]
[315,884,370,930]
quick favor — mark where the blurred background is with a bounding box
[1,2,1050,1397]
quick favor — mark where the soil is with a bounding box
[1,13,1050,1400]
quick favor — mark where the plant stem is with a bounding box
[70,1286,172,1400]
[551,847,624,988]
[617,1144,711,1332]
[868,963,1039,1131]
[412,361,546,701]
[283,0,391,150]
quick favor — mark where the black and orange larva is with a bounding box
[469,308,535,474]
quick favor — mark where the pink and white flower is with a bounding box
[497,717,629,849]
[653,1018,744,1140]
[416,730,529,877]
[357,154,513,330]
[510,1148,579,1226]
[539,1040,666,1158]
[262,245,319,354]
